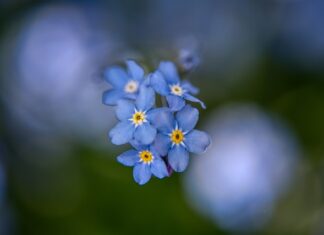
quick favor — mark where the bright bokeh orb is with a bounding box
[184,105,300,231]
[1,4,119,155]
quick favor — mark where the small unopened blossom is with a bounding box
[178,49,200,72]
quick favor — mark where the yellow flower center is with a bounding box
[124,80,138,93]
[139,150,154,164]
[170,84,183,96]
[170,129,184,145]
[131,111,146,126]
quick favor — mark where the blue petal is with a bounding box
[147,108,174,134]
[153,133,171,156]
[104,66,128,88]
[149,71,169,96]
[134,123,157,145]
[151,157,168,179]
[183,94,206,109]
[126,60,144,81]
[176,105,199,132]
[149,145,161,158]
[166,95,186,112]
[117,150,139,166]
[185,130,211,154]
[168,145,189,172]
[142,77,151,86]
[109,121,135,145]
[158,61,180,84]
[136,85,155,111]
[102,89,124,106]
[129,139,147,151]
[133,163,152,185]
[124,92,137,100]
[116,99,135,121]
[181,80,199,95]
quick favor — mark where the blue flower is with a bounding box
[103,60,145,105]
[117,144,169,185]
[152,105,211,172]
[178,49,200,72]
[109,83,166,145]
[150,61,205,111]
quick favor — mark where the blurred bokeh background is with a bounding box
[0,0,324,234]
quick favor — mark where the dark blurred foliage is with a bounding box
[0,0,323,235]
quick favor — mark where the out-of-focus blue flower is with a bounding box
[150,61,205,111]
[1,4,120,155]
[184,105,299,232]
[178,48,200,72]
[103,60,145,105]
[152,105,210,172]
[117,144,168,185]
[109,83,163,145]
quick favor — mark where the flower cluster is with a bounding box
[103,60,211,185]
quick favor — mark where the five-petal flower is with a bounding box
[109,84,159,145]
[153,105,211,172]
[117,144,169,185]
[150,61,206,111]
[103,60,145,105]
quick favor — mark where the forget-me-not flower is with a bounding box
[103,60,145,105]
[117,144,169,185]
[153,105,211,172]
[150,61,205,111]
[109,83,162,145]
[102,58,211,185]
